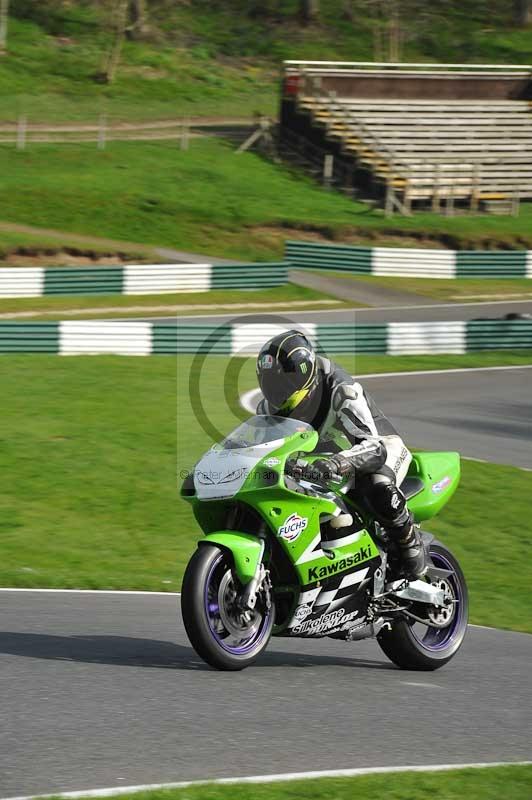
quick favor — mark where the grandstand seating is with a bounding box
[280,63,532,213]
[297,96,532,209]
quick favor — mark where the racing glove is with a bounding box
[312,455,352,482]
[313,440,388,482]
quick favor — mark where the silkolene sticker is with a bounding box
[432,476,451,494]
[278,513,308,541]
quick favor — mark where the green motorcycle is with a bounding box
[181,415,468,671]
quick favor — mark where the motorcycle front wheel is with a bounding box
[181,544,274,671]
[377,539,468,670]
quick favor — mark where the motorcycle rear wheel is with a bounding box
[181,544,274,671]
[377,539,468,670]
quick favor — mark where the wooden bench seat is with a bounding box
[294,94,532,204]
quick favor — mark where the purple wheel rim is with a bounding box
[410,550,465,652]
[204,554,272,656]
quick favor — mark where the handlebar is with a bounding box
[285,457,344,485]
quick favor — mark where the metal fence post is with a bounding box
[181,119,190,151]
[98,114,107,150]
[323,154,334,188]
[385,182,394,217]
[471,163,480,212]
[16,115,27,150]
[432,163,441,213]
[446,182,456,216]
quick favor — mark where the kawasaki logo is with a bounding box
[278,513,308,542]
[307,547,373,581]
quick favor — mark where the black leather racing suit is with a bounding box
[257,355,413,541]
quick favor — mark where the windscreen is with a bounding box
[220,415,314,450]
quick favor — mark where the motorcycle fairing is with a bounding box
[282,553,381,638]
[200,531,263,584]
[407,452,460,522]
[193,442,283,501]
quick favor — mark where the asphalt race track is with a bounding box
[362,367,532,469]
[1,591,531,798]
[243,367,532,470]
[149,298,532,325]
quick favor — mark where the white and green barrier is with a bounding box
[1,320,531,356]
[2,243,532,297]
[285,241,532,278]
[0,263,288,298]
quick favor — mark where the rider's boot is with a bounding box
[395,521,427,579]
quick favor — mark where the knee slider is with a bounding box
[367,481,407,524]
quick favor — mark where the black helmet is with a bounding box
[256,330,320,415]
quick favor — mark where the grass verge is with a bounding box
[0,225,158,266]
[0,284,344,320]
[0,352,530,634]
[324,273,532,302]
[4,141,532,262]
[48,766,532,800]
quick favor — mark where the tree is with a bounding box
[0,0,8,54]
[514,0,532,26]
[98,0,150,83]
[100,0,129,84]
[300,0,319,23]
[127,0,148,40]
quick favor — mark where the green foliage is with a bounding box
[2,2,532,122]
[0,284,338,319]
[0,352,531,636]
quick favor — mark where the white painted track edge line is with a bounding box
[0,588,181,596]
[171,297,532,321]
[355,298,532,312]
[4,762,532,800]
[240,387,261,413]
[352,364,532,379]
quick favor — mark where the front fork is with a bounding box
[239,540,272,612]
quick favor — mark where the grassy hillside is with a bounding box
[2,2,532,122]
[2,140,532,260]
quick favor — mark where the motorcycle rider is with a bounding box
[255,329,426,579]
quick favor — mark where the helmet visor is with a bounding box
[258,365,316,412]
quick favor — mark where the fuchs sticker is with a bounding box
[278,513,308,542]
[264,457,280,467]
[432,476,451,494]
[260,354,274,369]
